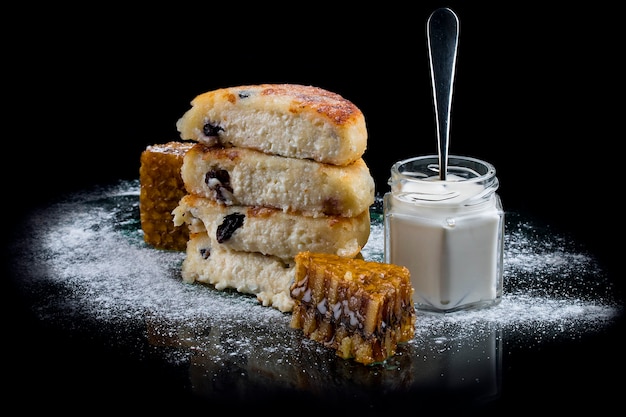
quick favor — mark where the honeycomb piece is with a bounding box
[139,141,194,250]
[290,251,416,365]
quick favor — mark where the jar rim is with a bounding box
[391,154,496,183]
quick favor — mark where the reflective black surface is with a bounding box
[5,2,622,414]
[4,182,623,414]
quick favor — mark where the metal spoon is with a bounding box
[427,7,459,180]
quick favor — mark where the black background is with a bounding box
[4,2,623,414]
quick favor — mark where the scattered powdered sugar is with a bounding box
[9,181,623,375]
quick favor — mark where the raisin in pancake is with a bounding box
[176,84,367,166]
[183,232,295,312]
[181,143,375,218]
[173,194,370,262]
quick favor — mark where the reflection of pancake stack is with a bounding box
[172,84,375,313]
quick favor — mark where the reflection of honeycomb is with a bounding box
[139,141,194,250]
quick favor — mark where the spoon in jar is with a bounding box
[427,7,459,180]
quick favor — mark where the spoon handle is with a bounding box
[427,8,459,180]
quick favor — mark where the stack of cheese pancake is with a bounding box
[172,84,375,313]
[139,84,416,364]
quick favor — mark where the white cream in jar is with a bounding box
[384,155,504,312]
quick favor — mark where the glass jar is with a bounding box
[384,155,504,312]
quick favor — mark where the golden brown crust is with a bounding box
[194,84,363,126]
[256,84,362,126]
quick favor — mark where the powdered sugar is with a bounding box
[9,181,622,374]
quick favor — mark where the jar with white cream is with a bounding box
[384,155,504,312]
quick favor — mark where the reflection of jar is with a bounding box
[384,155,504,312]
